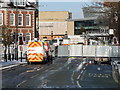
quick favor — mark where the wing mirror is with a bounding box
[51,50,54,52]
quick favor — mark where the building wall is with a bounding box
[39,11,72,40]
[67,21,74,35]
[40,22,67,35]
[39,11,72,22]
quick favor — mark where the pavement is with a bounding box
[0,59,27,70]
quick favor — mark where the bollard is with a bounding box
[26,53,27,62]
[21,51,22,62]
[12,54,14,61]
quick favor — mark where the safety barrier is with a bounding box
[58,45,69,57]
[58,45,120,57]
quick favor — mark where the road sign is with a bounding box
[109,29,114,35]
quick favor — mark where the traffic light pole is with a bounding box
[34,10,37,38]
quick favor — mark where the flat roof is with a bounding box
[67,17,97,21]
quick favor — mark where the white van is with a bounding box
[27,40,52,64]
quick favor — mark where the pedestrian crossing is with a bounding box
[88,73,111,78]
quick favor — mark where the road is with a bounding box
[2,57,119,90]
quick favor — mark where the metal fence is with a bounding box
[58,45,120,58]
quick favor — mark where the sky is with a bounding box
[39,1,93,19]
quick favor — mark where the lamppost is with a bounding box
[26,1,40,39]
[15,2,18,60]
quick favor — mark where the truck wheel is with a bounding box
[43,57,47,64]
[27,61,31,65]
[27,61,29,65]
[47,56,50,62]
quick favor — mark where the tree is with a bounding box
[102,2,120,43]
[1,25,12,62]
[86,2,120,44]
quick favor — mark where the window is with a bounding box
[10,13,15,26]
[13,0,26,7]
[18,14,23,26]
[26,14,31,26]
[0,13,3,25]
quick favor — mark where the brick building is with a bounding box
[0,0,37,44]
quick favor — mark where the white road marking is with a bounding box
[102,76,105,78]
[30,74,39,78]
[98,75,100,77]
[37,67,43,71]
[81,70,84,74]
[106,76,109,78]
[67,58,72,64]
[76,81,82,88]
[89,73,91,76]
[34,67,38,70]
[37,69,40,71]
[76,63,83,71]
[83,67,86,70]
[80,70,86,81]
[16,80,26,87]
[71,71,75,84]
[77,74,81,80]
[50,70,58,72]
[19,72,26,76]
[0,64,20,70]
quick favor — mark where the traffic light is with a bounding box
[13,32,15,40]
[13,32,18,42]
[19,36,23,45]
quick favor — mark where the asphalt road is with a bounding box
[79,64,118,88]
[2,57,119,90]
